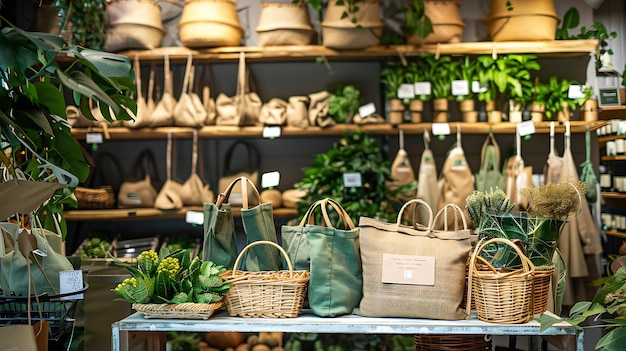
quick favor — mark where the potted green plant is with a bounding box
[294,130,415,224]
[426,54,457,123]
[328,84,363,124]
[475,54,499,122]
[452,56,477,122]
[380,61,407,124]
[556,7,617,71]
[0,9,136,239]
[535,76,579,121]
[496,54,540,123]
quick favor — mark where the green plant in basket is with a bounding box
[112,248,230,304]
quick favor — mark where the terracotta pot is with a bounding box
[409,99,424,112]
[433,111,448,123]
[582,99,599,122]
[458,99,474,113]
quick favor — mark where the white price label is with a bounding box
[568,85,585,99]
[431,123,451,136]
[185,210,204,225]
[451,80,470,96]
[60,270,83,300]
[472,81,488,94]
[517,120,535,137]
[261,171,281,188]
[263,126,281,139]
[414,82,432,96]
[343,172,363,187]
[86,132,103,144]
[358,102,376,118]
[397,84,415,99]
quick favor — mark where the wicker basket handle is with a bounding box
[230,240,294,278]
[466,237,535,316]
[396,198,433,231]
[433,203,468,231]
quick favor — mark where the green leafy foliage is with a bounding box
[112,248,230,304]
[380,61,406,100]
[328,84,363,123]
[405,0,433,39]
[53,0,106,50]
[295,131,413,224]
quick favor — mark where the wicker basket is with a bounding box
[74,186,116,209]
[179,0,243,48]
[132,302,223,319]
[221,241,309,318]
[484,0,559,41]
[532,268,554,315]
[467,238,535,324]
[414,334,492,351]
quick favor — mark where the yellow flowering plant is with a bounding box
[112,247,230,304]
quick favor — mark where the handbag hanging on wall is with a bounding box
[74,151,123,209]
[580,127,598,203]
[123,56,154,128]
[282,198,362,317]
[357,200,471,319]
[218,140,260,206]
[118,149,160,208]
[154,133,183,210]
[202,176,282,271]
[150,54,176,127]
[475,131,505,192]
[215,52,262,126]
[173,55,208,127]
[180,130,215,205]
[386,130,416,202]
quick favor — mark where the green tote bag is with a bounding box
[202,176,282,271]
[475,132,505,192]
[281,199,326,272]
[302,198,362,317]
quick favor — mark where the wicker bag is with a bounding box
[179,0,243,48]
[321,0,383,50]
[484,0,560,41]
[467,238,535,324]
[256,3,314,46]
[221,241,310,318]
[105,0,165,52]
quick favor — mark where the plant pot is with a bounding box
[256,3,314,46]
[179,0,244,48]
[409,99,423,123]
[508,100,524,123]
[530,102,545,123]
[458,99,474,113]
[407,0,464,45]
[388,99,405,124]
[477,212,565,269]
[322,0,383,50]
[462,111,478,123]
[557,103,571,122]
[484,0,559,41]
[582,99,599,122]
[487,110,502,123]
[485,100,496,112]
[433,98,448,111]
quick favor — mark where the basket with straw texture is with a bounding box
[221,241,309,318]
[132,301,223,319]
[467,238,535,324]
[532,268,554,315]
[414,334,492,351]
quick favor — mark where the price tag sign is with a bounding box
[60,270,83,300]
[86,132,104,144]
[431,123,451,136]
[451,80,470,96]
[568,85,585,99]
[261,171,281,188]
[358,102,376,118]
[185,210,204,225]
[517,120,536,137]
[397,84,415,99]
[263,126,281,139]
[343,172,363,187]
[414,82,432,96]
[472,81,488,94]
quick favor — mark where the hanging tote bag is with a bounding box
[215,52,262,126]
[154,133,184,210]
[180,130,215,205]
[281,198,362,317]
[475,132,505,192]
[416,130,439,223]
[173,55,208,127]
[580,127,598,203]
[203,177,282,271]
[218,141,260,206]
[386,131,416,202]
[123,56,154,128]
[118,149,160,208]
[357,200,471,319]
[150,54,176,127]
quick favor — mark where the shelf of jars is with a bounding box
[63,206,298,221]
[598,106,626,121]
[70,121,606,141]
[116,39,599,63]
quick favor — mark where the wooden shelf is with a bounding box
[605,230,626,239]
[64,207,298,221]
[598,106,626,120]
[601,192,626,200]
[117,40,599,63]
[601,155,626,162]
[71,121,606,141]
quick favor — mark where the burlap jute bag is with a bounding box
[356,200,471,319]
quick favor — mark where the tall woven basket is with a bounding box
[221,241,310,318]
[467,238,535,324]
[483,0,559,41]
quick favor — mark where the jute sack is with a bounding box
[357,200,471,319]
[105,0,165,51]
[256,2,314,46]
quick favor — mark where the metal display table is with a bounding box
[111,310,582,351]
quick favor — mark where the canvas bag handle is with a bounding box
[216,176,261,210]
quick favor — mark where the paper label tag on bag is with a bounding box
[261,171,280,188]
[86,133,103,144]
[60,270,84,300]
[263,126,281,139]
[358,102,376,118]
[343,172,362,187]
[381,253,435,285]
[397,84,415,99]
[185,210,204,225]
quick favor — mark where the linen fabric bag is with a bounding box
[215,52,262,126]
[416,131,439,223]
[282,198,362,317]
[203,177,282,271]
[259,98,288,126]
[118,149,160,208]
[150,54,176,127]
[286,96,310,128]
[180,131,215,205]
[357,200,471,319]
[475,132,505,192]
[154,133,183,210]
[218,141,260,206]
[173,55,208,127]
